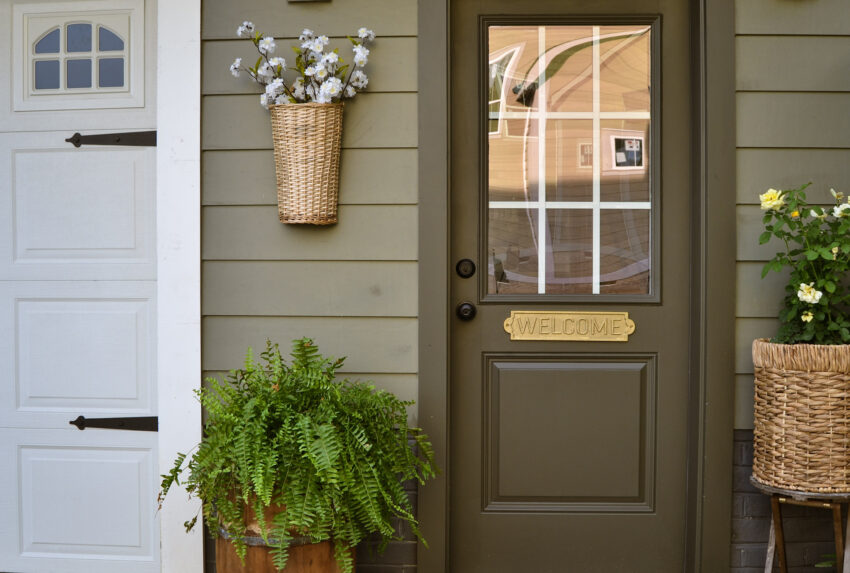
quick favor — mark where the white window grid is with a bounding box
[488,25,651,295]
[29,21,129,95]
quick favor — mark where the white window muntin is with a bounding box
[31,20,129,94]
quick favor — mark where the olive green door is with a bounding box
[449,1,693,571]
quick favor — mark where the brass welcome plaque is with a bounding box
[503,311,636,342]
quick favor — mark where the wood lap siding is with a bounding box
[201,0,419,428]
[733,2,850,429]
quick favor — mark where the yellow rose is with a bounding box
[801,311,814,323]
[759,188,785,211]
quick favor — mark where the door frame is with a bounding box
[156,0,203,572]
[416,0,736,571]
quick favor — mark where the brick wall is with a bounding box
[732,430,840,572]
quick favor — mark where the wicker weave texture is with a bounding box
[752,338,850,493]
[270,103,343,225]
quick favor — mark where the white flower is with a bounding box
[350,70,368,89]
[833,203,850,218]
[258,36,276,54]
[797,282,823,305]
[801,311,814,323]
[259,93,269,109]
[353,44,369,67]
[292,77,306,101]
[320,77,343,100]
[269,57,286,71]
[257,62,274,78]
[306,64,328,81]
[229,58,242,77]
[265,78,284,97]
[344,85,356,98]
[318,35,330,46]
[308,38,325,53]
[321,52,339,68]
[831,188,845,201]
[358,27,376,42]
[237,21,255,37]
[299,28,314,41]
[811,209,827,220]
[759,188,784,211]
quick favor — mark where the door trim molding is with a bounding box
[416,0,736,570]
[156,1,203,572]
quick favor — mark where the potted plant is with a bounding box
[159,338,436,572]
[753,183,850,493]
[229,23,376,225]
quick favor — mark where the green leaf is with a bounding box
[761,264,770,279]
[758,231,771,245]
[806,250,819,261]
[826,281,837,293]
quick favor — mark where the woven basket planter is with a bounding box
[270,103,344,225]
[752,338,850,493]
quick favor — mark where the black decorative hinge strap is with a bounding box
[65,130,157,148]
[69,415,158,432]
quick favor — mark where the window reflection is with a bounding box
[487,24,652,296]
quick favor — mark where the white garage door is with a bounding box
[0,1,160,572]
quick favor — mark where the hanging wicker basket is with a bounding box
[270,103,344,225]
[752,338,850,493]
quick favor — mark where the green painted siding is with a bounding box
[201,0,419,420]
[734,1,850,428]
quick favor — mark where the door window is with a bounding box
[13,0,144,112]
[487,25,654,296]
[32,22,128,92]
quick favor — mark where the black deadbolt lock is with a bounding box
[456,259,476,278]
[456,302,477,321]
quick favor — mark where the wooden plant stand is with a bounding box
[751,476,850,573]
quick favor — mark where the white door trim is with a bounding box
[156,1,203,572]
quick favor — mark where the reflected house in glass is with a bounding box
[487,25,651,296]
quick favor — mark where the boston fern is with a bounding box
[159,338,436,572]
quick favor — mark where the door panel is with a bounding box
[0,1,159,572]
[484,355,654,511]
[451,1,692,571]
[0,429,158,573]
[0,281,156,428]
[0,133,156,281]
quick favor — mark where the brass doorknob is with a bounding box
[456,302,477,321]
